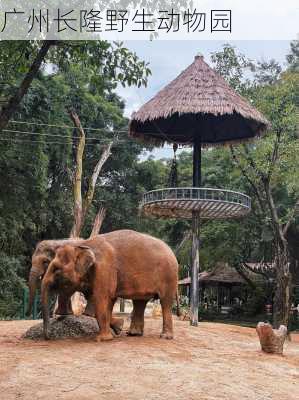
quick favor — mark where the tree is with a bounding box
[211,44,299,327]
[287,39,299,72]
[68,110,112,238]
[0,56,148,317]
[0,41,54,131]
[0,40,151,132]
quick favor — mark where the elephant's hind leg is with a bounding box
[160,297,174,340]
[85,298,123,335]
[109,299,124,336]
[128,300,147,336]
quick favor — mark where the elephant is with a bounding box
[28,238,124,335]
[28,239,87,316]
[41,230,179,341]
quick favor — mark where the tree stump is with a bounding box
[178,308,191,321]
[256,322,288,354]
[152,302,162,318]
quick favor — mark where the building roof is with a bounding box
[178,262,246,285]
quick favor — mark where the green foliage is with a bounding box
[207,44,299,263]
[0,41,152,317]
[210,44,254,92]
[0,40,298,320]
[245,287,268,317]
[232,73,299,226]
[0,41,151,90]
[287,40,299,72]
[0,253,26,318]
[152,43,299,289]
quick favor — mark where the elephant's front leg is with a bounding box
[160,297,174,340]
[94,296,114,342]
[128,300,147,336]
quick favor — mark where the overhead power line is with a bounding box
[0,137,103,146]
[0,136,176,149]
[10,120,128,133]
[2,128,185,149]
[2,128,121,142]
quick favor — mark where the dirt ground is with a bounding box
[0,317,298,400]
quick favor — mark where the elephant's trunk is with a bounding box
[27,268,43,316]
[41,280,51,340]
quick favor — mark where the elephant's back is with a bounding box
[102,230,178,273]
[100,230,178,299]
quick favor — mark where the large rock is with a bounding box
[256,322,288,354]
[23,315,99,340]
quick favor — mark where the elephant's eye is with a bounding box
[52,265,60,273]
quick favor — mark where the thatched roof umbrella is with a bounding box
[129,55,269,326]
[129,55,269,147]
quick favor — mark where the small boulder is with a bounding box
[23,315,99,340]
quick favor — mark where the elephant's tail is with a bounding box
[176,288,181,317]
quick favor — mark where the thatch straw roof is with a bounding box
[203,262,246,284]
[129,55,270,146]
[179,263,246,285]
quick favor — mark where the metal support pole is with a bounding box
[193,135,202,187]
[190,134,202,326]
[191,211,200,326]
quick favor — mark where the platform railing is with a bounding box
[142,187,251,209]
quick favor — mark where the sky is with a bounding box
[117,40,292,159]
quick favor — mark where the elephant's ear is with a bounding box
[74,246,96,276]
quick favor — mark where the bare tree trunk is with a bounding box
[273,247,292,328]
[174,231,191,255]
[263,181,293,329]
[83,143,112,216]
[69,111,85,238]
[0,41,54,132]
[66,111,112,315]
[69,110,112,238]
[89,207,106,238]
[233,263,257,290]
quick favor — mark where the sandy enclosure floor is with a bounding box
[0,317,298,400]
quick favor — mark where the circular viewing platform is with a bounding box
[140,187,251,219]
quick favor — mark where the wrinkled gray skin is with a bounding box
[28,239,88,316]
